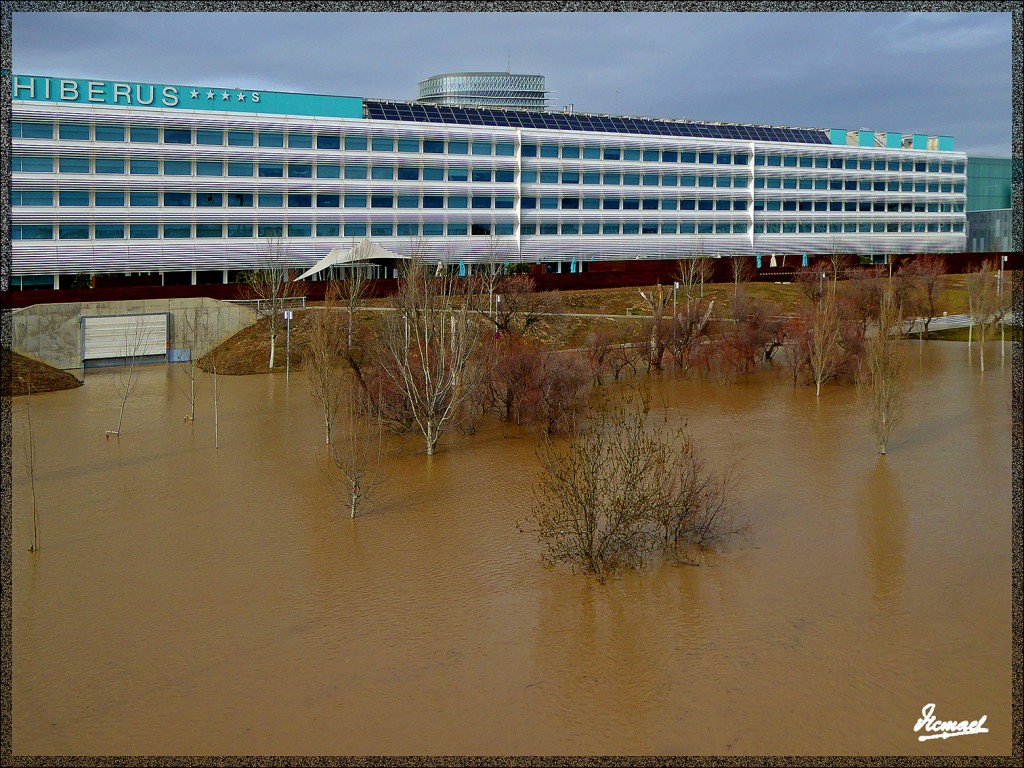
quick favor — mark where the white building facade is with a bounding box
[10,74,968,289]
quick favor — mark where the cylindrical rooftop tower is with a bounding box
[417,72,548,110]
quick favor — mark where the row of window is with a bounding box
[14,188,967,214]
[13,121,965,172]
[754,153,963,174]
[753,177,962,193]
[11,218,965,241]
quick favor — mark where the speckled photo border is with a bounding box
[0,1,1020,766]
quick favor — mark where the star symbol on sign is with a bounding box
[206,90,215,99]
[237,92,245,102]
[221,91,230,100]
[190,89,199,99]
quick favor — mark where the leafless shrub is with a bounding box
[329,375,386,518]
[305,286,349,446]
[243,237,309,370]
[529,392,739,582]
[106,318,154,438]
[903,254,947,339]
[965,259,1002,372]
[177,305,209,422]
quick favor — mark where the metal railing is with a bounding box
[225,296,307,314]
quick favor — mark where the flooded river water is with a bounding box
[9,340,1013,756]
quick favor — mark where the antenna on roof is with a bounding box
[506,54,511,74]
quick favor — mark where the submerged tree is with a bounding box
[330,375,386,518]
[379,257,486,455]
[965,259,1002,373]
[177,304,209,422]
[23,375,39,552]
[807,288,846,398]
[530,392,739,582]
[858,280,907,455]
[106,317,154,438]
[305,285,349,446]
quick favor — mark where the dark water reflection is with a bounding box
[10,341,1012,756]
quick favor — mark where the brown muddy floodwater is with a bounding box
[10,341,1013,756]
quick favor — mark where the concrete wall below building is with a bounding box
[12,297,256,374]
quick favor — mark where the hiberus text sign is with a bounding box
[12,74,363,119]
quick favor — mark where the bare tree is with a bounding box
[807,289,846,398]
[858,280,907,454]
[305,286,349,446]
[177,305,209,422]
[330,376,386,518]
[244,237,308,370]
[106,317,154,438]
[529,392,738,582]
[202,316,226,450]
[23,376,39,552]
[901,255,947,340]
[477,274,561,339]
[677,256,714,305]
[379,257,486,455]
[336,241,374,348]
[730,256,757,299]
[637,284,672,370]
[965,259,1002,373]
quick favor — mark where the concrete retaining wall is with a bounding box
[12,297,256,374]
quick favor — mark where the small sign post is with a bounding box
[284,309,293,382]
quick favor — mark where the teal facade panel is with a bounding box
[938,136,955,151]
[12,74,363,119]
[886,132,903,148]
[829,128,847,145]
[912,133,928,149]
[858,130,875,147]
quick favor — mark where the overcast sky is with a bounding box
[12,10,1012,156]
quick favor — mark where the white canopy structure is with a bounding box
[295,239,407,281]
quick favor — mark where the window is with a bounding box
[13,190,53,206]
[423,222,444,236]
[345,195,367,208]
[698,199,713,211]
[397,195,418,208]
[197,129,223,146]
[370,222,393,237]
[623,148,640,162]
[623,174,640,186]
[59,123,90,140]
[680,175,696,187]
[662,198,677,211]
[472,196,492,209]
[163,159,191,176]
[680,198,696,210]
[662,222,677,234]
[130,126,159,143]
[423,195,444,209]
[258,163,284,178]
[603,198,620,210]
[448,166,469,182]
[94,125,125,142]
[258,224,283,238]
[604,172,621,185]
[698,176,714,188]
[196,161,223,176]
[541,144,559,158]
[130,224,159,239]
[495,169,515,183]
[228,193,254,207]
[317,194,341,207]
[94,157,124,174]
[228,223,253,238]
[95,190,125,206]
[472,141,493,156]
[228,162,253,177]
[289,164,313,179]
[344,223,367,237]
[623,198,640,210]
[130,191,158,206]
[561,197,580,210]
[447,222,468,235]
[60,225,90,239]
[397,166,420,181]
[563,172,580,184]
[521,170,537,183]
[643,174,658,186]
[372,136,395,152]
[60,190,91,206]
[371,195,394,208]
[288,133,313,149]
[521,197,536,209]
[540,197,558,209]
[164,192,191,206]
[372,166,395,180]
[260,193,285,207]
[164,128,192,144]
[662,150,678,163]
[13,121,53,139]
[288,223,312,237]
[768,155,782,167]
[318,164,341,178]
[540,170,559,184]
[798,156,812,168]
[196,223,222,238]
[59,157,90,173]
[95,224,124,239]
[496,142,515,157]
[399,138,420,153]
[345,135,368,151]
[228,130,254,146]
[539,223,558,235]
[288,194,312,208]
[397,223,418,237]
[344,165,367,179]
[495,196,515,209]
[423,139,444,154]
[317,133,341,150]
[603,146,621,160]
[472,168,492,182]
[448,140,469,155]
